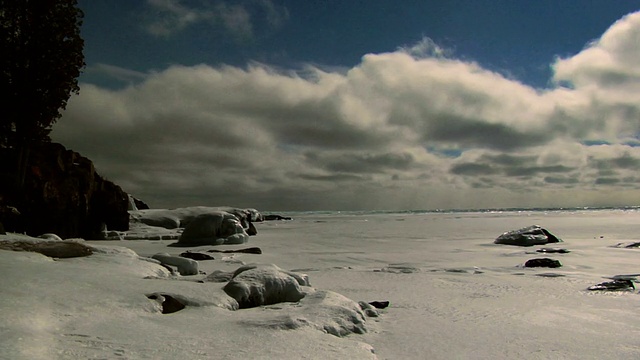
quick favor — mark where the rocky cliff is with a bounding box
[1,142,129,239]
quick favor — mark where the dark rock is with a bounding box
[368,300,390,309]
[614,242,640,248]
[0,142,129,239]
[179,251,215,261]
[132,197,149,210]
[207,247,262,254]
[524,258,562,268]
[494,225,562,247]
[587,279,635,291]
[147,293,186,314]
[0,240,93,258]
[536,248,570,254]
[264,214,292,221]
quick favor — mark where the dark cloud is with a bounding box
[305,151,417,174]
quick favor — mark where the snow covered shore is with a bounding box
[2,208,640,359]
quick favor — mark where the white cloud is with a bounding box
[54,12,640,210]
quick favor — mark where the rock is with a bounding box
[368,300,390,309]
[179,251,215,261]
[0,240,93,258]
[0,206,20,235]
[151,253,199,275]
[223,264,309,309]
[524,258,562,268]
[613,242,640,248]
[246,208,264,222]
[0,142,129,239]
[587,279,635,291]
[264,214,292,221]
[147,293,186,314]
[207,247,262,254]
[174,212,249,246]
[494,225,562,246]
[132,196,150,210]
[536,248,570,254]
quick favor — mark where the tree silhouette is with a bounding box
[0,0,85,187]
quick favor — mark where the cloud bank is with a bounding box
[53,11,640,211]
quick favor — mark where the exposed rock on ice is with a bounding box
[207,247,262,254]
[494,225,562,246]
[536,247,570,253]
[613,241,640,248]
[151,253,199,275]
[146,293,186,314]
[524,258,562,268]
[179,251,215,260]
[223,264,309,308]
[587,279,636,291]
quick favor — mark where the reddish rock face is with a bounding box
[1,142,129,239]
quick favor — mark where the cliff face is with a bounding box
[2,142,129,239]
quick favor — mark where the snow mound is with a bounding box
[223,264,310,308]
[242,289,370,337]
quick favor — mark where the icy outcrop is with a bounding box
[176,212,249,246]
[494,225,562,246]
[223,264,310,308]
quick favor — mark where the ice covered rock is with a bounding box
[38,233,63,241]
[494,225,562,246]
[223,264,309,308]
[151,253,199,275]
[0,239,93,258]
[174,212,249,246]
[130,206,261,233]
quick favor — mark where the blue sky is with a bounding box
[79,0,638,89]
[53,1,640,210]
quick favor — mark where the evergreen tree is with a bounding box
[0,0,84,187]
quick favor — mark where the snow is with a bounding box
[2,209,640,359]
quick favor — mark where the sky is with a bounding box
[51,0,640,211]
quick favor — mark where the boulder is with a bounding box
[494,225,562,247]
[523,258,562,268]
[223,264,309,308]
[174,211,249,246]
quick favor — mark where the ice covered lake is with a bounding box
[2,208,640,359]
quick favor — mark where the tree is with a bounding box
[0,0,85,188]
